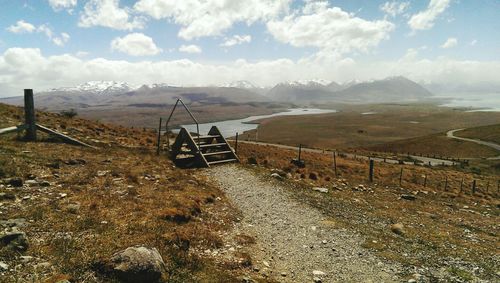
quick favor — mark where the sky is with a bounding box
[0,0,499,97]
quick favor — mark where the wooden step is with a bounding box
[193,135,220,140]
[199,142,227,148]
[203,150,233,157]
[207,159,238,165]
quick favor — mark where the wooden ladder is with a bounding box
[171,126,239,168]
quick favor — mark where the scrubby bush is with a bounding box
[60,109,77,118]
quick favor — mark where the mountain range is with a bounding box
[0,76,435,111]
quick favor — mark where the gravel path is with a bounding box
[206,164,401,283]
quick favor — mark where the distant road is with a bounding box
[232,140,458,166]
[446,128,500,160]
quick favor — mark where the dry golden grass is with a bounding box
[0,103,250,282]
[249,104,500,149]
[455,123,500,144]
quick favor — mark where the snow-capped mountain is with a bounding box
[222,80,258,89]
[279,79,331,87]
[47,81,137,95]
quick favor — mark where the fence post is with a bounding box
[156,117,162,155]
[472,180,476,194]
[424,175,427,188]
[399,168,403,186]
[24,89,36,141]
[460,178,464,193]
[444,176,448,191]
[333,151,337,177]
[235,132,239,154]
[369,159,374,182]
[298,144,302,161]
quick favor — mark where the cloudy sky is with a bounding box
[0,0,499,97]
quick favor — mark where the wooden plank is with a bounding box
[36,124,97,149]
[24,89,37,141]
[0,124,27,136]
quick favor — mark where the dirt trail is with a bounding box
[206,164,401,282]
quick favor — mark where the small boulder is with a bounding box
[66,203,81,214]
[8,178,23,187]
[401,194,416,201]
[0,231,29,252]
[0,261,8,271]
[107,246,166,283]
[309,172,318,180]
[270,173,283,180]
[312,187,328,193]
[247,157,258,165]
[390,223,405,235]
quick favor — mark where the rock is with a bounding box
[390,223,405,235]
[313,270,325,276]
[270,173,283,180]
[66,203,81,214]
[35,262,51,269]
[59,193,67,198]
[0,261,8,271]
[263,260,270,268]
[0,231,28,252]
[247,157,258,165]
[39,181,51,187]
[401,194,416,201]
[308,172,318,180]
[8,178,23,187]
[0,218,27,228]
[25,180,38,186]
[312,187,328,193]
[108,246,166,283]
[281,272,287,277]
[407,279,416,283]
[313,277,322,283]
[0,192,16,201]
[20,255,33,262]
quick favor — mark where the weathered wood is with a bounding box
[399,168,404,186]
[0,124,27,135]
[24,89,36,141]
[36,124,97,149]
[235,132,239,154]
[156,117,162,155]
[333,152,337,177]
[369,159,374,182]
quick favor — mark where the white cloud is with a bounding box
[221,35,252,47]
[469,39,477,46]
[37,25,70,47]
[111,33,162,56]
[380,1,410,17]
[2,48,499,98]
[6,20,36,33]
[48,0,77,12]
[178,44,202,54]
[79,0,145,30]
[267,2,394,54]
[441,37,457,49]
[75,51,89,57]
[134,0,290,40]
[408,0,451,31]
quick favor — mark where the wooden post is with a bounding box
[423,175,427,188]
[24,89,36,141]
[486,181,489,193]
[298,144,302,161]
[460,178,463,193]
[472,180,476,194]
[333,151,338,177]
[369,160,374,182]
[156,117,162,155]
[444,176,448,191]
[399,168,403,186]
[235,132,239,154]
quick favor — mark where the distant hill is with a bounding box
[266,77,434,104]
[333,76,433,103]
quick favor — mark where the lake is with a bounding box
[181,108,336,137]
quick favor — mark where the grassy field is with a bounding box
[234,142,500,281]
[247,104,500,150]
[0,103,257,282]
[455,123,500,144]
[365,133,499,159]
